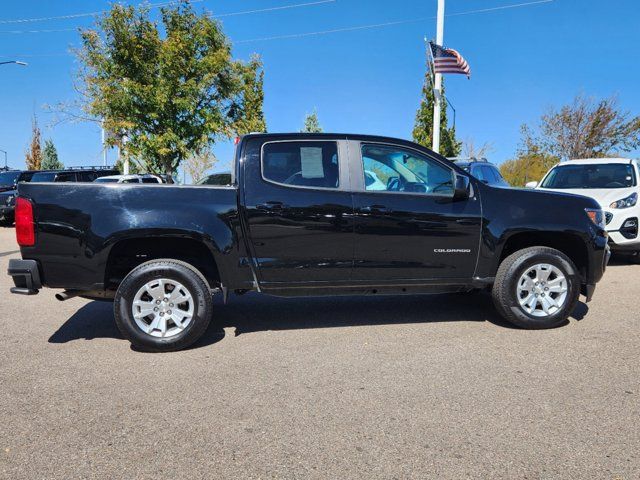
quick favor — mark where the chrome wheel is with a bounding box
[132,278,194,338]
[516,263,568,317]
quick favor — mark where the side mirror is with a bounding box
[453,174,470,200]
[525,181,538,189]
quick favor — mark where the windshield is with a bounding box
[31,172,57,182]
[541,163,636,189]
[0,171,20,185]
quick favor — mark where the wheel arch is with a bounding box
[103,231,224,291]
[498,231,589,282]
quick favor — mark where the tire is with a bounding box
[492,246,580,329]
[114,259,213,352]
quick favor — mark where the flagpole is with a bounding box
[432,0,445,154]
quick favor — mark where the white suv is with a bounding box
[528,158,639,253]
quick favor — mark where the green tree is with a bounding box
[114,155,141,175]
[25,116,43,171]
[77,1,265,175]
[41,139,64,170]
[301,109,323,133]
[412,73,461,157]
[230,55,267,135]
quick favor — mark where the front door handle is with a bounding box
[361,204,389,213]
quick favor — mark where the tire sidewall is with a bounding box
[114,262,212,351]
[503,251,580,327]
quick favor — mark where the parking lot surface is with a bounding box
[1,226,638,479]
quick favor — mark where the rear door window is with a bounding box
[262,141,339,189]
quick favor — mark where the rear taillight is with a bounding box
[15,197,35,246]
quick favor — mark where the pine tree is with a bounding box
[41,139,64,170]
[301,109,323,133]
[412,73,461,157]
[25,116,43,170]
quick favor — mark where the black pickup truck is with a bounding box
[8,133,610,351]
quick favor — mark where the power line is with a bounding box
[236,0,554,44]
[0,0,336,34]
[215,0,336,18]
[0,0,202,25]
[0,0,553,50]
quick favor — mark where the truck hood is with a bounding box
[537,186,636,209]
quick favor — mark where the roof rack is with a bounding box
[60,165,117,171]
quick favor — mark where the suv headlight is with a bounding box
[4,194,13,206]
[610,192,637,209]
[585,208,606,229]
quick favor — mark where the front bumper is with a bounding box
[605,209,639,249]
[7,259,41,295]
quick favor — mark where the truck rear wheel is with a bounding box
[114,259,213,352]
[492,247,580,329]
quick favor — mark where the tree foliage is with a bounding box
[500,125,558,187]
[231,55,267,135]
[412,73,461,158]
[25,116,43,171]
[77,1,265,175]
[184,148,216,184]
[301,109,322,133]
[500,94,640,186]
[114,155,142,175]
[526,94,640,160]
[41,139,64,170]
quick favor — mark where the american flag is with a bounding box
[429,42,471,78]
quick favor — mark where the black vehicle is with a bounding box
[1,167,118,225]
[450,157,509,187]
[8,133,610,351]
[30,166,119,183]
[0,170,36,225]
[0,170,36,193]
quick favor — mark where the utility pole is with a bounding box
[0,149,7,170]
[101,120,107,167]
[432,0,445,154]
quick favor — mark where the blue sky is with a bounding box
[1,0,639,176]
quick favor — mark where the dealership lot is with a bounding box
[0,227,638,479]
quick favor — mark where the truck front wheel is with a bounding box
[114,259,213,352]
[492,247,580,329]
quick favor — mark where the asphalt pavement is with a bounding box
[0,226,638,479]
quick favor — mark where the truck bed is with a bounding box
[17,182,251,291]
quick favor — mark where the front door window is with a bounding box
[361,144,454,196]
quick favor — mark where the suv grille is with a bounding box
[605,212,613,225]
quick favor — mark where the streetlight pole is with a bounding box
[0,149,7,170]
[0,60,28,67]
[432,0,445,154]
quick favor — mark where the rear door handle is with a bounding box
[361,204,389,213]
